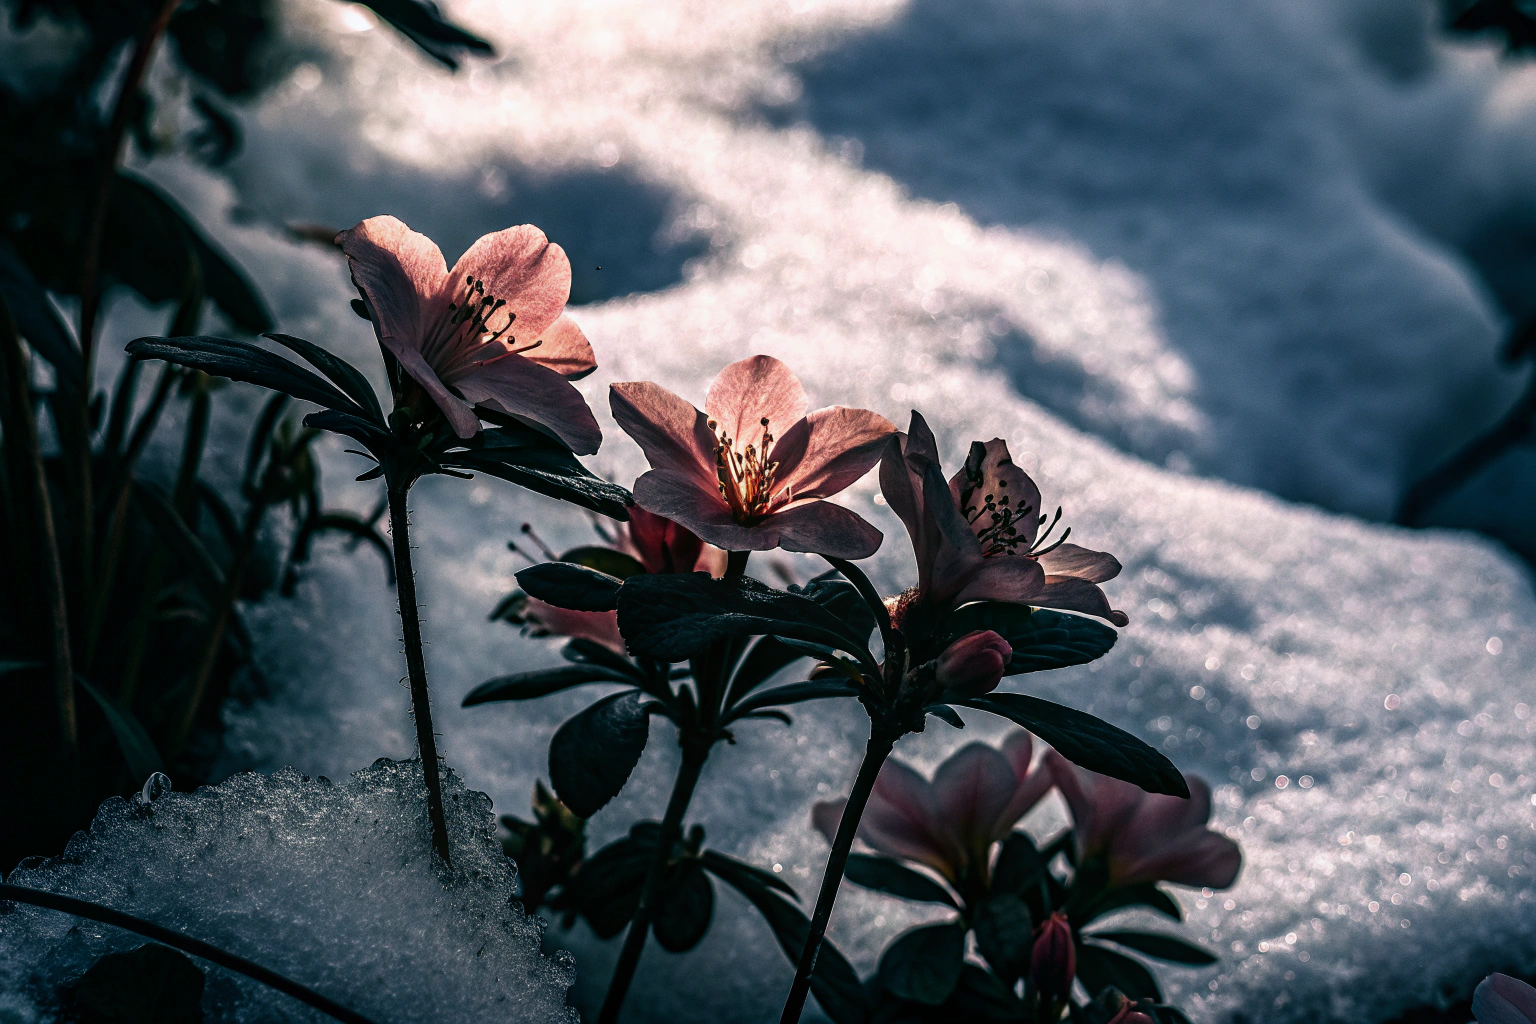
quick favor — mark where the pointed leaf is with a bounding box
[132,481,225,605]
[1082,882,1183,923]
[558,546,647,579]
[441,447,632,519]
[699,850,799,899]
[77,676,163,782]
[0,240,80,389]
[463,665,626,706]
[957,692,1188,797]
[562,638,645,681]
[1076,943,1162,1002]
[878,922,966,1005]
[947,602,1118,674]
[971,893,1034,981]
[652,861,714,952]
[991,832,1046,895]
[1087,931,1217,966]
[126,336,360,414]
[729,877,868,1024]
[844,854,958,907]
[265,333,383,423]
[925,704,965,728]
[726,680,859,721]
[548,690,650,817]
[517,562,623,612]
[724,635,807,707]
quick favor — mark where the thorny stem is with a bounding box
[386,480,452,866]
[0,299,77,771]
[0,885,379,1024]
[597,740,710,1024]
[780,724,898,1024]
[78,0,181,373]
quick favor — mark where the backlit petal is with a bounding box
[1474,975,1536,1024]
[337,216,450,358]
[703,355,807,449]
[449,353,602,454]
[610,382,717,488]
[1037,543,1122,584]
[949,439,1043,549]
[386,337,482,438]
[952,556,1047,607]
[631,470,738,544]
[450,224,572,344]
[1035,576,1129,626]
[931,742,1017,866]
[771,405,896,502]
[768,499,885,559]
[522,313,597,379]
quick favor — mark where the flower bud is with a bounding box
[935,630,1013,695]
[1029,911,1076,1000]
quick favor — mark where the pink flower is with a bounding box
[1030,911,1076,1000]
[879,411,1128,626]
[935,630,1013,696]
[610,356,895,557]
[519,507,726,653]
[1474,974,1536,1024]
[1046,750,1241,889]
[811,729,1051,885]
[338,216,602,452]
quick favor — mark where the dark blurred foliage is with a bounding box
[0,0,487,872]
[1443,0,1536,52]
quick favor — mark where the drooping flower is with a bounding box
[610,356,895,557]
[1474,974,1536,1024]
[508,507,725,653]
[339,215,602,452]
[811,729,1051,885]
[1046,750,1241,889]
[935,630,1013,696]
[879,410,1128,626]
[1030,911,1076,1000]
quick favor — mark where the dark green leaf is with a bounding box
[1087,931,1217,966]
[617,573,878,668]
[698,850,799,899]
[463,665,626,706]
[773,637,866,682]
[878,922,966,1005]
[359,0,494,69]
[957,693,1188,797]
[308,514,395,585]
[726,680,860,721]
[652,861,714,952]
[517,562,623,612]
[723,636,807,707]
[971,894,1034,981]
[131,481,226,605]
[562,638,644,681]
[548,690,650,817]
[126,336,360,415]
[792,575,877,649]
[302,408,392,447]
[1076,943,1162,1002]
[947,602,1118,675]
[925,704,965,728]
[557,546,647,579]
[0,239,80,389]
[442,448,632,519]
[732,879,868,1024]
[946,964,1026,1019]
[77,677,164,783]
[567,833,651,937]
[844,855,957,907]
[243,393,291,490]
[265,334,383,423]
[990,832,1046,895]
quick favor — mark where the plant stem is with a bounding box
[0,299,77,770]
[779,724,898,1024]
[385,480,452,866]
[77,0,180,373]
[597,740,710,1024]
[0,885,379,1024]
[168,497,266,756]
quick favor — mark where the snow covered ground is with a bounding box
[20,0,1536,1020]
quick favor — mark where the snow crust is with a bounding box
[46,0,1536,1020]
[0,762,578,1024]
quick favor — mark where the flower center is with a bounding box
[710,416,779,524]
[445,274,543,362]
[959,477,1071,558]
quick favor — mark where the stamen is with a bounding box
[713,416,779,524]
[521,522,559,561]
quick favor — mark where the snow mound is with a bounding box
[0,761,578,1024]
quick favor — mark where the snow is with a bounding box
[0,761,579,1023]
[30,0,1536,1020]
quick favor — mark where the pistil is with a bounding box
[711,415,778,523]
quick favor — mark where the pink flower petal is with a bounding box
[448,353,602,454]
[1037,543,1122,584]
[811,798,846,846]
[931,742,1018,868]
[770,406,896,503]
[522,313,596,379]
[951,556,1047,607]
[625,506,709,575]
[386,337,483,439]
[610,382,718,489]
[521,600,625,653]
[767,499,885,559]
[448,224,572,349]
[338,216,450,358]
[993,731,1053,842]
[1475,975,1536,1024]
[631,470,740,546]
[703,355,807,451]
[860,759,960,877]
[949,439,1043,549]
[1034,575,1130,626]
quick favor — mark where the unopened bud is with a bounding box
[936,630,1012,696]
[1030,911,1076,1000]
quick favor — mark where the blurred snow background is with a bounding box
[44,0,1536,1019]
